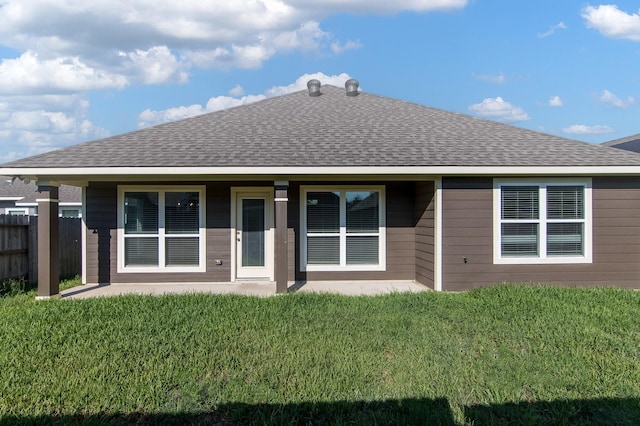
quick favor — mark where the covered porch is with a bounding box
[59,280,430,299]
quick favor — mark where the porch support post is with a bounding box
[36,183,60,299]
[274,181,289,294]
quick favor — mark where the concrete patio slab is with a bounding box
[60,280,430,299]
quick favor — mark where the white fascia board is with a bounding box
[15,202,80,207]
[3,165,640,178]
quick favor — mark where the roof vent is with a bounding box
[307,79,321,97]
[345,79,359,96]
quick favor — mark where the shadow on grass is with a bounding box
[1,397,639,425]
[0,398,453,426]
[465,397,640,425]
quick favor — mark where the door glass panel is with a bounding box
[242,199,265,267]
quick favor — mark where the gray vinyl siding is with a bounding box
[442,177,640,291]
[415,181,435,288]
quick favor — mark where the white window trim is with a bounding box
[300,185,386,272]
[493,178,592,264]
[59,207,82,218]
[4,207,29,215]
[117,185,206,273]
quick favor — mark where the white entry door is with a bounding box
[234,190,273,280]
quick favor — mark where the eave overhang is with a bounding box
[3,165,640,186]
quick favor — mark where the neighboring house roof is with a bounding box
[3,84,640,178]
[0,177,81,205]
[602,133,640,153]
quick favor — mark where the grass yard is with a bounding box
[1,282,639,425]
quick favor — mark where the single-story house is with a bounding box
[3,79,640,298]
[0,177,82,217]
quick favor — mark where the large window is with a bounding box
[118,186,205,272]
[494,179,592,264]
[301,187,385,271]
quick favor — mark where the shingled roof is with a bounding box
[4,84,640,169]
[0,177,81,203]
[602,133,640,153]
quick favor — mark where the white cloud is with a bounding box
[582,5,640,41]
[138,72,353,127]
[120,46,189,85]
[548,96,563,107]
[562,124,614,135]
[264,72,353,97]
[0,1,466,85]
[468,97,530,122]
[331,40,363,54]
[537,21,567,38]
[0,106,109,160]
[271,21,332,51]
[229,85,244,96]
[598,89,635,108]
[0,1,468,160]
[472,72,505,84]
[0,51,128,95]
[0,92,109,161]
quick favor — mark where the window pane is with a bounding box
[124,192,158,234]
[547,186,583,219]
[61,209,79,218]
[166,237,199,266]
[166,192,199,234]
[307,192,339,233]
[501,223,538,257]
[307,236,340,264]
[501,186,539,219]
[346,191,379,233]
[548,223,583,256]
[125,237,159,266]
[242,199,265,267]
[346,236,379,264]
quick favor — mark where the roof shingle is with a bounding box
[5,85,640,169]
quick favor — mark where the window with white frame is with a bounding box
[5,208,28,216]
[494,179,592,264]
[60,208,80,218]
[301,187,385,271]
[118,187,205,272]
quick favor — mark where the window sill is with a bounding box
[302,264,386,272]
[117,265,206,274]
[493,256,592,265]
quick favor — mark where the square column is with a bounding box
[274,182,289,294]
[36,184,60,299]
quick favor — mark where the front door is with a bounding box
[234,190,273,280]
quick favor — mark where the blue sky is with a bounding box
[1,0,639,162]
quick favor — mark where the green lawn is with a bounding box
[1,282,639,425]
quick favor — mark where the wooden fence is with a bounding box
[0,215,81,283]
